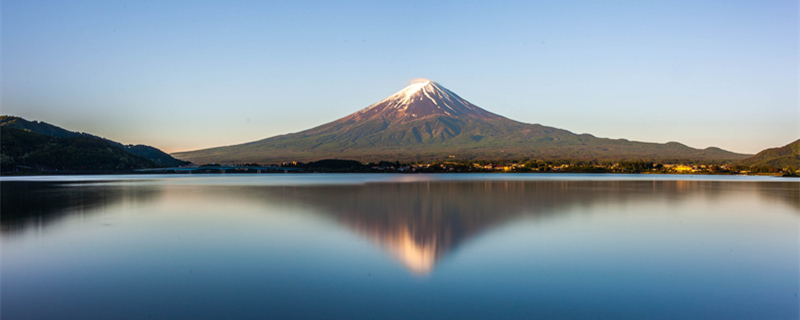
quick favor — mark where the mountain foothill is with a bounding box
[1,116,189,173]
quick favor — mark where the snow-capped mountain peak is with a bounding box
[353,80,500,122]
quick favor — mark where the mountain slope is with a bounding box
[1,127,159,172]
[738,139,800,168]
[173,80,750,164]
[1,116,189,166]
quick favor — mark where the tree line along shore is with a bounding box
[7,158,793,177]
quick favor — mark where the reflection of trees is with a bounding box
[755,181,800,213]
[1,181,161,236]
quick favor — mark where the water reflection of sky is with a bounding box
[1,174,798,319]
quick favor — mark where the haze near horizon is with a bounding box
[2,0,797,154]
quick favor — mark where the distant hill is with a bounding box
[1,127,159,172]
[1,116,189,167]
[739,139,800,168]
[174,80,750,164]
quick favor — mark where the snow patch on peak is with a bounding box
[353,79,499,121]
[373,80,436,109]
[401,81,431,96]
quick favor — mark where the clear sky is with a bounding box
[2,0,797,154]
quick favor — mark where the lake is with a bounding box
[2,174,798,319]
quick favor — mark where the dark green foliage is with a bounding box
[299,159,367,172]
[564,165,609,173]
[738,139,800,169]
[617,161,654,173]
[730,164,783,174]
[1,116,189,167]
[120,145,190,167]
[376,161,399,168]
[0,115,89,138]
[1,127,158,173]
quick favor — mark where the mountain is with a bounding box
[738,139,800,168]
[1,116,189,167]
[1,126,159,172]
[173,80,750,164]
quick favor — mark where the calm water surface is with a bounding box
[2,174,798,319]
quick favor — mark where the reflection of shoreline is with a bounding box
[3,179,797,272]
[1,182,161,236]
[756,182,800,212]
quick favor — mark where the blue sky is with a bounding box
[2,0,797,154]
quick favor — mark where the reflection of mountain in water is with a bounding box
[254,180,800,274]
[265,181,559,274]
[3,179,797,273]
[264,181,616,273]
